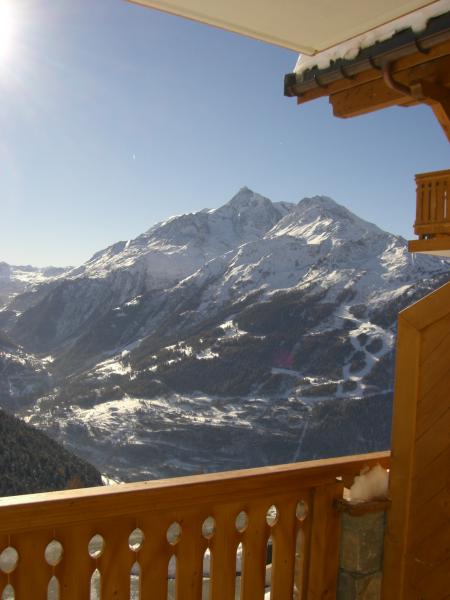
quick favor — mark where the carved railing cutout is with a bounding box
[0,452,389,599]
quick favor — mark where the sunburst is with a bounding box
[0,0,16,62]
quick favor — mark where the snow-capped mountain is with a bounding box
[2,189,449,481]
[9,189,293,356]
[0,262,69,309]
[69,187,293,283]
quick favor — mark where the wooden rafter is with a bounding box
[330,78,416,118]
[327,53,450,142]
[296,39,450,105]
[330,54,450,115]
[290,31,450,142]
[416,80,450,140]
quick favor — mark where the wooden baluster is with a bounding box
[306,481,343,600]
[424,182,430,224]
[139,515,171,600]
[209,506,239,600]
[57,525,95,599]
[175,515,205,600]
[0,454,391,600]
[435,180,445,223]
[9,531,50,598]
[416,180,423,230]
[0,534,9,593]
[96,518,136,598]
[421,181,429,233]
[430,179,437,223]
[442,177,450,223]
[270,497,297,599]
[240,504,267,600]
[291,492,313,600]
[293,525,306,600]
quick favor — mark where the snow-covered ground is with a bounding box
[4,189,448,488]
[335,307,394,398]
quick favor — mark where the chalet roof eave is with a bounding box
[284,11,450,98]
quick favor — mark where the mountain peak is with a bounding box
[298,195,383,233]
[227,187,270,209]
[238,185,252,194]
[267,194,384,244]
[297,195,340,210]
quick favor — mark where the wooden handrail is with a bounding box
[0,452,390,599]
[415,169,450,180]
[0,451,390,532]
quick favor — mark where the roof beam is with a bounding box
[330,80,414,118]
[418,81,450,140]
[327,54,450,129]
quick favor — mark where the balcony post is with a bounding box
[306,479,344,599]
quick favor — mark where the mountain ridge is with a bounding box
[1,188,449,481]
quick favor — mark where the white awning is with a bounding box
[128,0,441,54]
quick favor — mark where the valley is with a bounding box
[1,188,448,481]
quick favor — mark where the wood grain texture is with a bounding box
[209,505,239,600]
[0,452,389,534]
[307,481,343,600]
[0,453,389,598]
[174,514,205,600]
[382,316,421,600]
[382,281,450,600]
[239,504,267,600]
[270,496,297,599]
[330,55,450,118]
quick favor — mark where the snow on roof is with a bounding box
[294,0,450,76]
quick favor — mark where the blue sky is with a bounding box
[1,0,449,267]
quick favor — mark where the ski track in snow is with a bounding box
[336,306,393,398]
[292,419,309,462]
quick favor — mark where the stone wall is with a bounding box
[337,508,386,600]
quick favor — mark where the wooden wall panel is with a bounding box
[382,281,450,600]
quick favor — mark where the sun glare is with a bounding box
[0,0,15,62]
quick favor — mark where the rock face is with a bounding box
[1,189,449,481]
[0,408,102,496]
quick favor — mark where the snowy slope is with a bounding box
[161,195,445,322]
[8,189,448,378]
[8,189,294,354]
[67,187,293,284]
[7,189,449,482]
[0,262,69,308]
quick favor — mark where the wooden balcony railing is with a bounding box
[413,169,450,239]
[0,451,389,600]
[408,169,450,255]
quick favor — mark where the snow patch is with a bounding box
[95,358,131,378]
[218,320,247,339]
[348,465,389,503]
[294,1,450,75]
[124,295,142,307]
[197,349,219,360]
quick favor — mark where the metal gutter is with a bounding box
[285,11,450,97]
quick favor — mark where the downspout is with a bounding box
[382,62,413,98]
[382,61,436,104]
